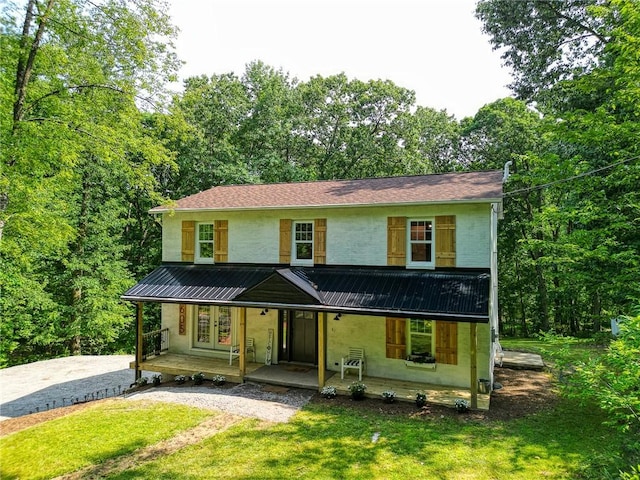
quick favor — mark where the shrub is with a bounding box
[415,392,428,408]
[191,372,205,385]
[347,381,367,400]
[381,390,396,403]
[212,374,226,386]
[174,375,187,384]
[152,374,162,386]
[135,377,148,387]
[321,386,337,399]
[454,399,469,413]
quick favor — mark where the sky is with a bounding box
[168,0,513,119]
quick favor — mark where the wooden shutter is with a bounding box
[387,217,406,266]
[435,321,458,365]
[214,220,228,262]
[181,220,195,262]
[386,317,406,359]
[435,215,456,267]
[279,219,292,263]
[314,218,327,264]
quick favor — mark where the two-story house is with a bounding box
[122,169,504,409]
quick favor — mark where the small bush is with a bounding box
[135,377,148,387]
[347,381,367,400]
[212,374,226,386]
[381,390,396,403]
[321,386,337,399]
[152,374,162,386]
[192,372,205,385]
[454,399,469,413]
[415,392,427,408]
[174,375,187,384]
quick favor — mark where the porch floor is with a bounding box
[133,354,490,410]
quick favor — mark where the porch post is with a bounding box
[317,312,326,389]
[470,322,478,409]
[134,302,144,381]
[239,307,247,380]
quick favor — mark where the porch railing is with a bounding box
[142,328,169,360]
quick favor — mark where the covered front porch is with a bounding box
[132,353,490,410]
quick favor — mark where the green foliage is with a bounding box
[543,313,640,437]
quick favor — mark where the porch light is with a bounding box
[334,313,342,321]
[260,308,269,316]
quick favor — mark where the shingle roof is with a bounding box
[122,264,490,322]
[151,170,503,212]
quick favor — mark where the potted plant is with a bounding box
[415,392,427,408]
[192,372,205,385]
[454,399,470,413]
[321,386,337,399]
[212,374,226,386]
[135,376,148,387]
[381,390,396,404]
[174,374,187,385]
[152,374,162,387]
[347,381,367,400]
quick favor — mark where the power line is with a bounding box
[504,154,640,197]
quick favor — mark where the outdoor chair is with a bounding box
[341,347,365,381]
[229,338,256,365]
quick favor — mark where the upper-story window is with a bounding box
[293,221,313,265]
[408,219,434,267]
[196,223,214,263]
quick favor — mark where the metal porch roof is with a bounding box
[122,264,490,322]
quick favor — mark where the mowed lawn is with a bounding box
[0,393,626,479]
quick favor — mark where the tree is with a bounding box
[0,0,178,364]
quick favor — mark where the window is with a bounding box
[293,221,313,264]
[408,219,433,266]
[408,319,434,359]
[196,223,214,263]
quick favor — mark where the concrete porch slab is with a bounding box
[501,351,545,370]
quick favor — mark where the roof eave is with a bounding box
[148,197,503,214]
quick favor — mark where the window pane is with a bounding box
[411,243,430,262]
[410,335,432,355]
[197,306,211,343]
[217,307,231,346]
[199,224,214,241]
[199,242,214,258]
[296,242,312,259]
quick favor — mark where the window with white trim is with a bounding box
[408,319,434,360]
[408,219,434,267]
[196,223,214,263]
[293,221,313,265]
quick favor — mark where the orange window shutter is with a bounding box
[435,321,458,365]
[385,317,407,359]
[214,220,228,262]
[387,217,406,266]
[314,218,327,264]
[181,220,195,262]
[435,215,456,267]
[279,219,292,263]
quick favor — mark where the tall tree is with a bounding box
[0,0,178,364]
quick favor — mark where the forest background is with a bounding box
[1,0,639,367]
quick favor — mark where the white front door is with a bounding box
[194,305,233,350]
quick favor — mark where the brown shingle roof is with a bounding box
[151,170,503,212]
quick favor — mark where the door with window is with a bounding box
[193,305,233,350]
[278,310,317,364]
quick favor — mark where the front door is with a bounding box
[193,305,233,350]
[279,310,317,364]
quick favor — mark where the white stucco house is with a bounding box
[122,170,504,409]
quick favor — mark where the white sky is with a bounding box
[168,0,513,119]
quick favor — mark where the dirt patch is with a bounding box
[309,367,558,422]
[0,367,555,437]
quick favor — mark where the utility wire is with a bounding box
[504,154,640,197]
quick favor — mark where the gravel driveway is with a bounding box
[0,355,313,423]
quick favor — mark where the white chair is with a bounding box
[341,347,365,381]
[229,338,256,365]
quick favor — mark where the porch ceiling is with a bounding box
[122,263,490,322]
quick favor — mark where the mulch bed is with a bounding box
[0,367,556,436]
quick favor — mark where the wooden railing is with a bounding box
[142,328,169,360]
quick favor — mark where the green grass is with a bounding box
[500,336,605,363]
[0,399,214,480]
[100,399,625,480]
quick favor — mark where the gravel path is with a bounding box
[127,383,314,423]
[0,355,314,423]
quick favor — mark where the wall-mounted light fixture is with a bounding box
[260,308,269,316]
[333,313,342,321]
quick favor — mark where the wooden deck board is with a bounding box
[133,354,490,410]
